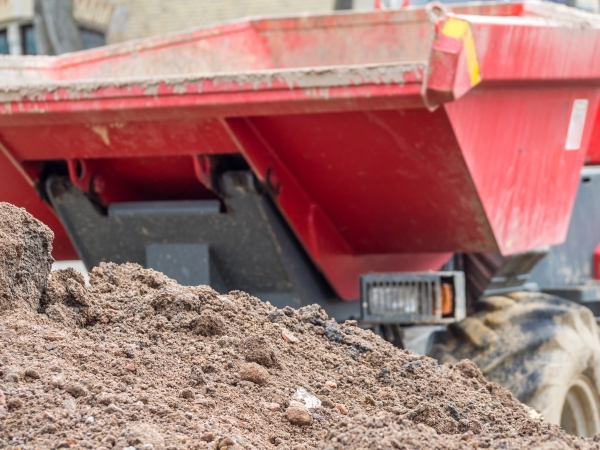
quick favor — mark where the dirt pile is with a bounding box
[0,201,598,449]
[321,413,595,449]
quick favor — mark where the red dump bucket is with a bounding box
[0,2,599,299]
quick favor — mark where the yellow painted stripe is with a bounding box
[442,17,469,39]
[442,17,481,87]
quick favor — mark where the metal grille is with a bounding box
[360,272,465,325]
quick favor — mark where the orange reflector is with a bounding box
[433,283,454,316]
[441,283,454,316]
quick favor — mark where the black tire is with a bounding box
[430,292,600,437]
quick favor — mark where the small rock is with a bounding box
[85,416,94,424]
[62,398,77,410]
[218,437,236,448]
[325,380,337,389]
[105,403,124,415]
[378,368,391,378]
[6,398,23,410]
[24,368,40,379]
[0,390,5,407]
[201,431,215,442]
[238,380,254,388]
[96,393,115,406]
[319,397,335,408]
[324,322,344,343]
[267,310,283,323]
[286,404,313,426]
[5,372,19,383]
[124,423,165,450]
[55,442,70,449]
[99,316,110,324]
[122,375,134,385]
[461,431,474,441]
[123,447,136,450]
[42,334,63,342]
[281,328,298,343]
[335,404,348,415]
[65,383,87,398]
[180,388,195,399]
[446,402,461,421]
[261,402,280,411]
[125,363,136,372]
[243,335,278,368]
[50,375,65,388]
[239,363,269,385]
[402,360,423,371]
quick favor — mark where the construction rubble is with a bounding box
[0,201,598,449]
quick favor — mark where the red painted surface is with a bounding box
[0,3,599,298]
[594,243,600,280]
[446,87,599,255]
[587,107,600,164]
[0,149,78,260]
[231,109,494,254]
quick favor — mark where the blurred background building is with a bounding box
[0,0,598,55]
[1,0,597,55]
[0,0,374,55]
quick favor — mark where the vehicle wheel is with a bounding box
[429,292,600,437]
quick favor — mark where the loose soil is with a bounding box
[0,202,598,449]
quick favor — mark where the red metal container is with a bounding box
[0,2,599,299]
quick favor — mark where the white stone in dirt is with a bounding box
[281,328,298,343]
[527,407,544,421]
[292,387,321,409]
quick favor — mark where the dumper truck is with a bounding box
[1,0,600,436]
